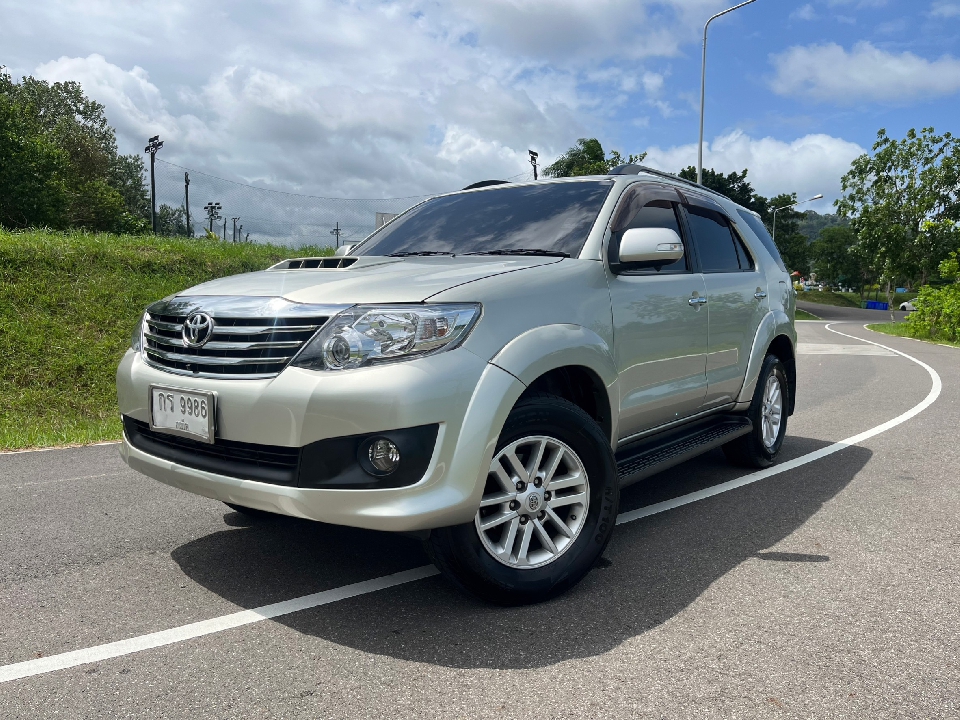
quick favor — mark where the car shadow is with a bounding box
[171,435,870,670]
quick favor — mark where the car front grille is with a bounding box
[142,311,328,378]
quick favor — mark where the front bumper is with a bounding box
[117,348,525,531]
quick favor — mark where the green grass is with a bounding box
[866,322,960,348]
[794,290,861,308]
[795,308,821,320]
[0,229,332,450]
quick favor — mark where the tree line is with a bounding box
[545,134,960,304]
[0,70,189,236]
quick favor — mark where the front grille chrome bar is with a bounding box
[145,347,292,366]
[140,296,350,379]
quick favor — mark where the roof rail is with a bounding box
[608,163,726,198]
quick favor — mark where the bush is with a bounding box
[904,251,960,342]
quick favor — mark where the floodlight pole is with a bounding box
[232,217,240,243]
[144,135,164,233]
[529,150,539,180]
[184,172,191,237]
[772,194,823,245]
[697,0,756,185]
[330,222,342,248]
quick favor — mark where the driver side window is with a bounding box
[616,200,690,274]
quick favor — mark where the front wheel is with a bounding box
[426,394,619,605]
[722,354,789,468]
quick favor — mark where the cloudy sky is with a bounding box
[2,0,958,211]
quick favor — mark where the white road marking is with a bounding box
[797,343,895,356]
[0,472,125,491]
[0,323,942,685]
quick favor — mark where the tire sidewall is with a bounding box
[752,356,789,462]
[447,396,618,603]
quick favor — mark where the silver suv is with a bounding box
[117,166,797,604]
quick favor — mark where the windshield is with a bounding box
[353,181,613,257]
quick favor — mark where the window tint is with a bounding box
[686,206,740,272]
[354,181,612,257]
[731,230,755,271]
[618,200,688,272]
[736,210,786,272]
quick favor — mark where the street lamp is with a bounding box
[697,0,757,185]
[772,194,823,245]
[144,135,164,233]
[203,202,222,234]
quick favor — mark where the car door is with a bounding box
[607,183,709,441]
[681,195,768,409]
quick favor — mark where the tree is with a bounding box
[766,193,810,274]
[157,203,189,236]
[677,166,767,216]
[836,127,959,310]
[810,226,870,292]
[543,138,646,177]
[0,68,150,231]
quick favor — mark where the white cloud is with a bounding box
[770,42,960,103]
[790,4,818,20]
[642,130,865,209]
[931,1,960,17]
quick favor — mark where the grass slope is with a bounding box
[0,229,331,450]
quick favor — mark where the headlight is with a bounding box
[130,313,145,352]
[291,303,481,371]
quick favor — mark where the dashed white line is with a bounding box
[0,323,942,685]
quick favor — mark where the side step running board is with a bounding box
[615,415,752,487]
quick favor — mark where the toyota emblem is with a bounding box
[527,494,541,512]
[182,312,215,347]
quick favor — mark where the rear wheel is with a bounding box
[722,354,788,468]
[426,394,619,605]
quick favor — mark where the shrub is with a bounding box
[905,251,960,342]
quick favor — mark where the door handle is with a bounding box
[688,297,708,306]
[754,291,768,299]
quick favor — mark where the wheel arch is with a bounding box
[488,324,619,447]
[736,311,798,415]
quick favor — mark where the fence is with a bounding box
[152,159,432,248]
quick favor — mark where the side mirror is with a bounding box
[334,244,355,256]
[617,227,684,266]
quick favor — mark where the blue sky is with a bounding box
[2,0,958,211]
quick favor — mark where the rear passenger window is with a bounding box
[685,206,741,273]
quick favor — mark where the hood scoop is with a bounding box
[273,257,358,270]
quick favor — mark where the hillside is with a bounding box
[0,230,332,450]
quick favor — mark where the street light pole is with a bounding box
[144,135,164,232]
[772,194,823,245]
[697,0,757,185]
[529,150,539,180]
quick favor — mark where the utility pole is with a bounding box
[222,219,227,241]
[245,233,250,242]
[184,172,191,237]
[144,135,164,233]
[238,224,243,242]
[330,222,342,248]
[697,0,756,184]
[529,150,539,180]
[203,202,222,233]
[232,217,240,243]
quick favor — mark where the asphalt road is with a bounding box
[2,322,957,719]
[796,299,909,323]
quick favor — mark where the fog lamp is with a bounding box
[367,438,400,474]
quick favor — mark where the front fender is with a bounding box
[736,310,797,407]
[488,324,620,445]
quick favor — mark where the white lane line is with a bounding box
[797,343,895,356]
[0,566,440,684]
[619,323,941,524]
[0,472,126,491]
[0,323,942,685]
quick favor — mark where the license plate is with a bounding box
[149,385,216,443]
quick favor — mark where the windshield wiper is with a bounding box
[462,249,570,258]
[388,251,456,257]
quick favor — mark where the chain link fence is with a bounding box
[152,159,433,248]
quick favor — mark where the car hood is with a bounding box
[178,255,564,304]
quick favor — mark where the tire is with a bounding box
[223,502,276,519]
[722,354,789,468]
[426,393,619,606]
